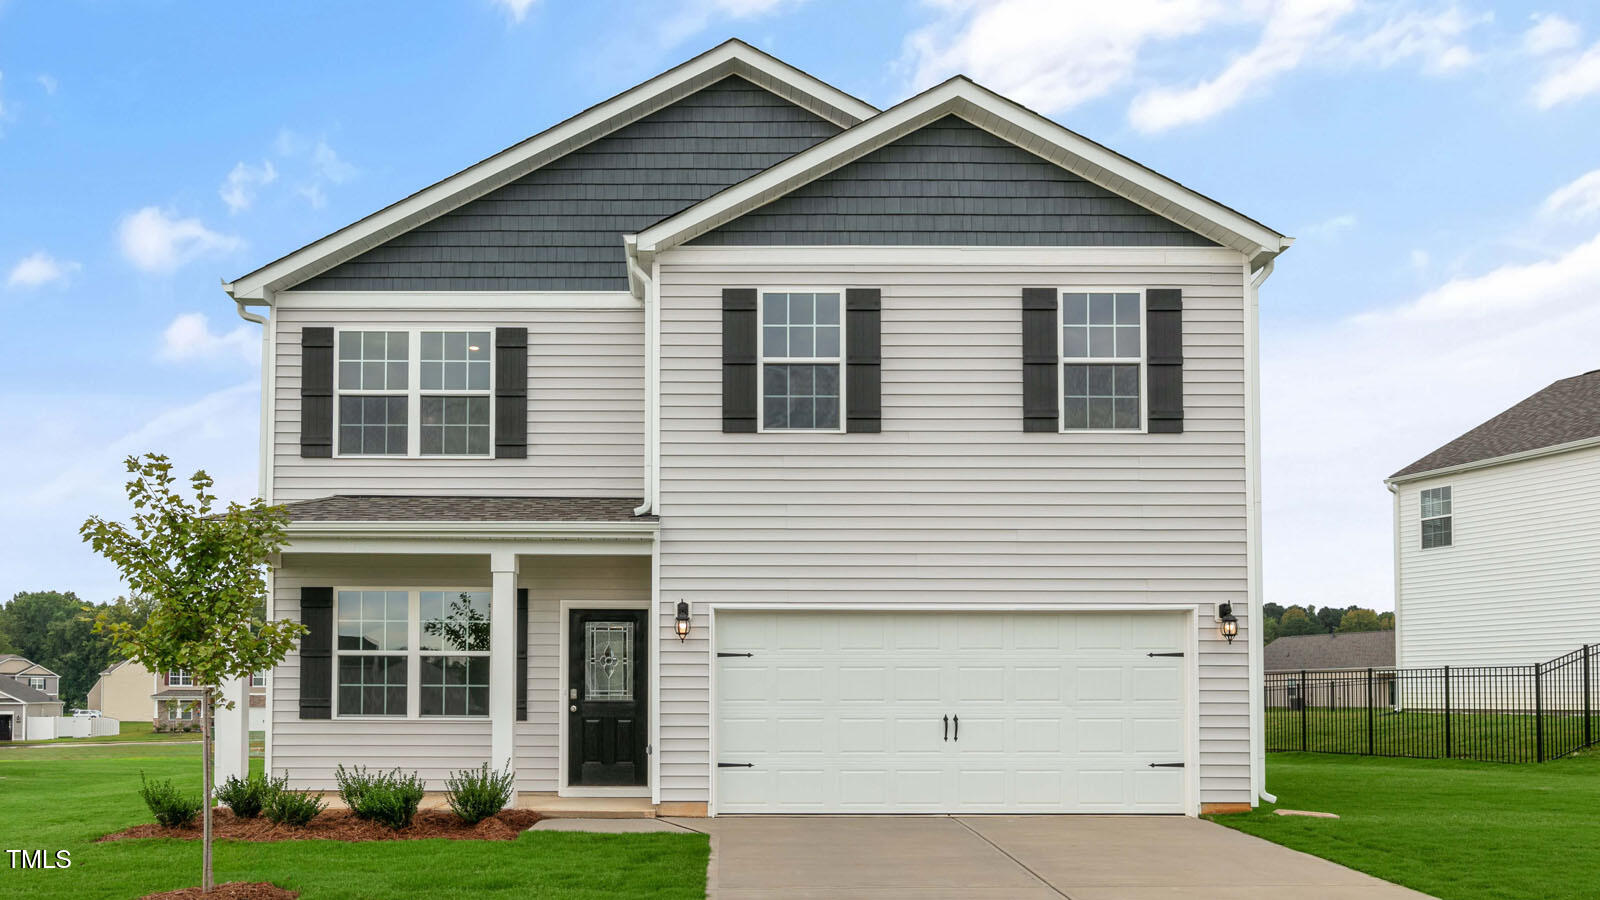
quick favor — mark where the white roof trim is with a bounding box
[1385,433,1600,486]
[635,78,1290,266]
[224,40,878,301]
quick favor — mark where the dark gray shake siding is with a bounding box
[690,116,1216,247]
[296,76,841,292]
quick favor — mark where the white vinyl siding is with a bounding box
[270,554,647,792]
[1396,444,1600,668]
[271,300,644,502]
[653,246,1253,807]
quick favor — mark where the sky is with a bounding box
[3,0,1599,612]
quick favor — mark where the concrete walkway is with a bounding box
[663,815,1432,900]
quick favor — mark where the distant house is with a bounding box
[0,655,61,701]
[151,669,266,731]
[0,674,65,741]
[1387,369,1600,668]
[1265,631,1396,672]
[1264,631,1396,710]
[88,659,154,722]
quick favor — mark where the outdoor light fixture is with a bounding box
[675,600,691,642]
[1217,603,1239,644]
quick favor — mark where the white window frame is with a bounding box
[26,676,45,691]
[332,586,492,721]
[1420,486,1453,550]
[1057,288,1148,434]
[167,670,193,687]
[251,672,266,688]
[332,327,496,460]
[757,287,847,434]
[166,700,196,721]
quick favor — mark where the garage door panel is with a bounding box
[715,610,1189,814]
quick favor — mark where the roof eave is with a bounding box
[1386,433,1600,485]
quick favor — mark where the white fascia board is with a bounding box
[225,41,877,301]
[286,521,659,540]
[274,290,641,311]
[659,245,1245,268]
[636,78,1289,262]
[1384,434,1600,486]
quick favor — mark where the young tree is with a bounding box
[81,454,304,893]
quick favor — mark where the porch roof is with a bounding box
[281,495,657,524]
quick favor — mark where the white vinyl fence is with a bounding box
[25,716,121,740]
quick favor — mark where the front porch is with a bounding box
[217,495,671,810]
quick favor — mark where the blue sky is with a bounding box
[4,0,1600,611]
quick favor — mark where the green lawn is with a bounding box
[0,743,708,899]
[1213,750,1600,900]
[1265,707,1599,762]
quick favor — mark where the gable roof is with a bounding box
[0,674,57,704]
[634,77,1290,269]
[223,39,878,302]
[1264,631,1395,672]
[1390,369,1600,481]
[0,655,57,678]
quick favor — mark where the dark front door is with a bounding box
[568,609,647,786]
[0,714,12,741]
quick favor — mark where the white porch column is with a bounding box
[490,550,520,800]
[213,676,251,785]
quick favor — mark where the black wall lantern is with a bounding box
[675,600,691,642]
[1217,602,1239,644]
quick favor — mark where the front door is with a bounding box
[568,609,648,786]
[0,714,12,741]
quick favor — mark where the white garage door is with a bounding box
[714,610,1189,814]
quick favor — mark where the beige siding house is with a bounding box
[218,40,1289,817]
[88,659,154,722]
[0,655,60,701]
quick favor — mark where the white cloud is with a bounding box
[1265,232,1600,610]
[117,206,243,273]
[271,131,358,209]
[1524,13,1580,56]
[6,250,80,288]
[157,312,260,365]
[657,0,802,47]
[219,160,278,213]
[491,0,539,22]
[1541,169,1600,221]
[1300,212,1358,240]
[1533,40,1600,108]
[36,74,57,95]
[310,140,356,184]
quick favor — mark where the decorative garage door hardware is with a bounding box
[1147,651,1185,657]
[718,762,755,768]
[942,715,960,741]
[1148,762,1185,768]
[716,652,753,658]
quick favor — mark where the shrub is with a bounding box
[215,772,275,819]
[337,765,426,829]
[334,763,383,816]
[263,777,324,827]
[445,763,514,825]
[139,772,201,828]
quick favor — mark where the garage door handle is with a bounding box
[953,715,959,741]
[942,714,948,741]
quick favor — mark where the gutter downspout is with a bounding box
[229,286,274,505]
[627,250,656,517]
[1247,258,1275,805]
[1388,480,1402,680]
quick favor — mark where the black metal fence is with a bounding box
[1265,644,1600,763]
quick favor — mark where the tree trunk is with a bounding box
[202,687,214,893]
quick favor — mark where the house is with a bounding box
[1388,369,1600,668]
[88,658,154,722]
[1263,631,1395,709]
[0,655,61,701]
[0,675,65,741]
[151,669,268,732]
[217,39,1290,817]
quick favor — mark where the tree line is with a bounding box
[0,591,151,709]
[1262,602,1394,646]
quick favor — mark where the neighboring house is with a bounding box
[0,674,65,741]
[1263,631,1396,709]
[1388,369,1600,668]
[0,655,61,701]
[88,658,154,722]
[151,669,268,731]
[220,40,1290,816]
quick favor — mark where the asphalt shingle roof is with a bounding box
[1392,369,1600,478]
[281,495,657,523]
[0,674,57,704]
[1264,631,1395,672]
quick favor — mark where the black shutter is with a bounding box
[722,288,758,433]
[1146,289,1184,434]
[495,327,528,458]
[300,328,334,457]
[846,289,882,433]
[298,587,333,720]
[516,588,529,722]
[1021,288,1059,432]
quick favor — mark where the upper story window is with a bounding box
[26,676,46,690]
[335,588,490,718]
[1060,291,1144,431]
[251,672,266,688]
[167,670,193,687]
[761,291,843,431]
[1421,486,1452,549]
[336,330,492,458]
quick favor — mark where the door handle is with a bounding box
[569,705,577,712]
[953,715,959,741]
[943,714,948,741]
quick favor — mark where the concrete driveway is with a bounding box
[664,815,1431,899]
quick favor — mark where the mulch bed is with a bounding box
[139,883,297,900]
[103,807,541,843]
